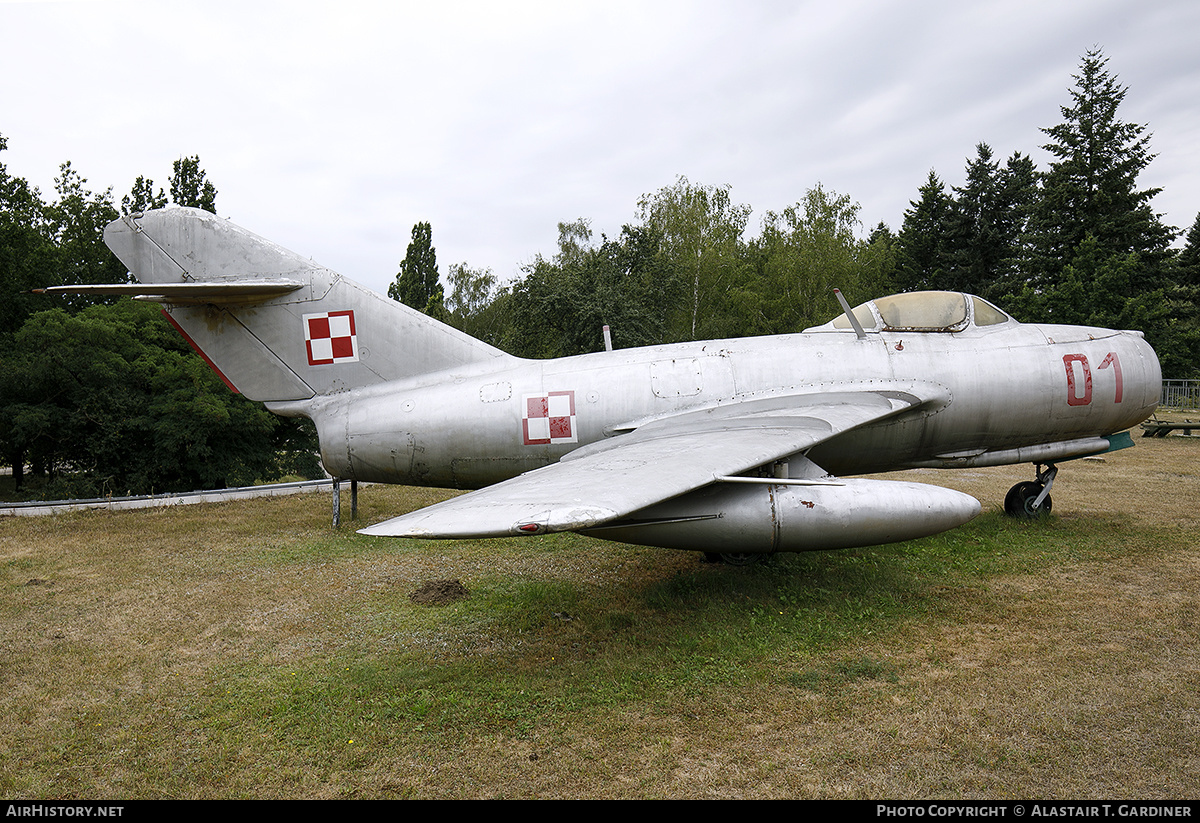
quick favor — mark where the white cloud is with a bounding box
[2,0,1198,295]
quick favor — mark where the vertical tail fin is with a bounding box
[103,208,508,402]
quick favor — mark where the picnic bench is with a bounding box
[1141,417,1199,437]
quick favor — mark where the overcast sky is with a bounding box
[2,0,1198,297]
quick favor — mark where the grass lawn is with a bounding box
[2,433,1198,798]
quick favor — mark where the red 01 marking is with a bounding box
[1063,352,1123,406]
[1063,354,1092,406]
[1099,351,1123,403]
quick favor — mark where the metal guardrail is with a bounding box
[1161,380,1200,410]
[0,479,335,517]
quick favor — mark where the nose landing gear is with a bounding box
[1005,463,1057,518]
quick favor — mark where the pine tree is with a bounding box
[1157,212,1200,379]
[942,144,1005,296]
[894,171,953,292]
[939,147,1041,303]
[1175,212,1200,288]
[1028,48,1174,290]
[1015,49,1192,373]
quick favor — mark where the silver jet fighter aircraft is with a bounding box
[66,208,1160,563]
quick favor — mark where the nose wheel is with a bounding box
[1005,464,1057,518]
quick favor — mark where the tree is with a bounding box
[42,162,128,313]
[504,223,679,358]
[988,151,1041,303]
[750,184,890,334]
[939,145,1038,300]
[0,134,59,336]
[635,176,751,340]
[1154,213,1200,378]
[122,175,167,214]
[1003,48,1189,373]
[894,171,954,292]
[1027,48,1175,291]
[0,145,321,493]
[0,300,320,496]
[444,262,506,343]
[388,221,442,314]
[1175,212,1200,288]
[554,218,593,267]
[862,222,898,293]
[169,155,218,213]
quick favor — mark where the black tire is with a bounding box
[1004,481,1052,518]
[719,552,761,566]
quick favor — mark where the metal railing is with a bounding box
[1161,380,1200,410]
[0,479,335,517]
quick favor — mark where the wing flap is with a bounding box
[359,389,936,539]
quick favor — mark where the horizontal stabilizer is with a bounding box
[34,281,304,304]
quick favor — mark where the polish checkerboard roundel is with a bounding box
[304,311,359,365]
[522,391,577,445]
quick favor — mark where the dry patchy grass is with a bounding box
[1,432,1198,798]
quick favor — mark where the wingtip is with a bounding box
[356,521,431,538]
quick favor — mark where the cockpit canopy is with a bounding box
[805,291,1014,334]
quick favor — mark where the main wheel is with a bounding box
[1004,481,1052,518]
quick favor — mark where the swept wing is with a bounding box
[358,389,939,538]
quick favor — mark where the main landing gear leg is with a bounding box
[1004,463,1057,518]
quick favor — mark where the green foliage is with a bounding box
[747,183,892,334]
[122,175,167,214]
[941,146,1038,302]
[1175,213,1200,288]
[1029,50,1174,285]
[1007,49,1192,371]
[1160,216,1200,378]
[500,180,897,355]
[169,155,218,213]
[388,221,442,313]
[0,150,59,334]
[443,262,504,343]
[374,52,1191,372]
[45,162,127,303]
[883,49,1195,373]
[504,222,681,358]
[126,156,217,215]
[636,176,752,341]
[893,171,953,292]
[0,300,319,497]
[0,139,319,493]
